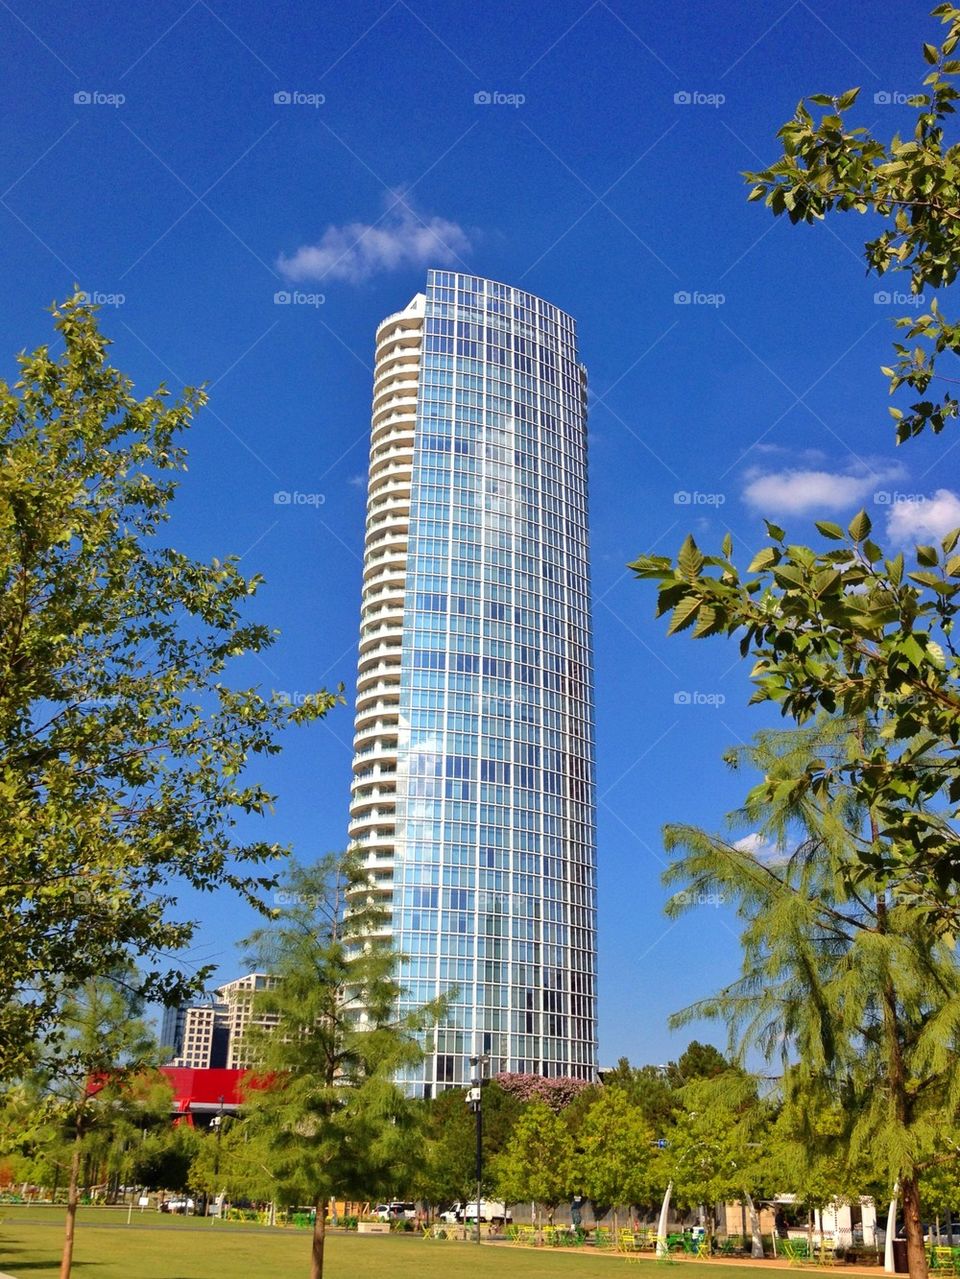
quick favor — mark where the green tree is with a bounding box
[0,294,336,1075]
[631,8,960,929]
[767,1083,882,1254]
[236,854,441,1279]
[601,1058,678,1136]
[633,512,960,927]
[745,4,960,445]
[188,1118,275,1210]
[415,1082,522,1209]
[18,972,161,1279]
[670,1042,730,1087]
[664,1073,774,1255]
[130,1123,201,1198]
[663,720,960,1279]
[492,1100,575,1236]
[577,1088,655,1233]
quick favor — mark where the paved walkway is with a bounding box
[490,1242,886,1275]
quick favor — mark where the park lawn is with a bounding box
[0,1211,765,1279]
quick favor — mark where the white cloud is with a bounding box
[733,832,788,865]
[277,194,470,284]
[752,442,827,463]
[886,488,960,543]
[742,463,903,515]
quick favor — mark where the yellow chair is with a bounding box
[817,1239,837,1267]
[933,1247,957,1275]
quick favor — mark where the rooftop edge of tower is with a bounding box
[376,292,426,336]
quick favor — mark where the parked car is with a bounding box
[375,1201,417,1221]
[439,1200,512,1225]
[160,1196,194,1214]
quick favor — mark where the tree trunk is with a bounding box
[59,1132,82,1279]
[875,870,927,1279]
[901,1177,927,1279]
[310,1200,326,1279]
[744,1192,764,1258]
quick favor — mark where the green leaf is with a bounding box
[667,596,701,636]
[764,520,786,542]
[836,87,860,109]
[677,535,705,580]
[924,42,940,64]
[747,547,779,573]
[916,544,939,566]
[848,510,872,542]
[814,521,845,541]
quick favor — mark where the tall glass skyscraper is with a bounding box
[348,270,597,1096]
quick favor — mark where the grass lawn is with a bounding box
[0,1208,766,1279]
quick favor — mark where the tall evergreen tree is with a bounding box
[664,719,960,1279]
[237,854,441,1279]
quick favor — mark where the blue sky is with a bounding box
[3,0,956,1067]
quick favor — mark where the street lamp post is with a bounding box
[467,1054,488,1245]
[211,1095,225,1222]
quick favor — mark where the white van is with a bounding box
[440,1200,511,1224]
[375,1201,417,1221]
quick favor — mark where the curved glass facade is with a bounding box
[351,271,597,1096]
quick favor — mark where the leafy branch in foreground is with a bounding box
[745,4,960,442]
[632,511,960,916]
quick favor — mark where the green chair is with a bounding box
[781,1239,810,1267]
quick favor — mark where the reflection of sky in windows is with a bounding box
[393,272,596,1095]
